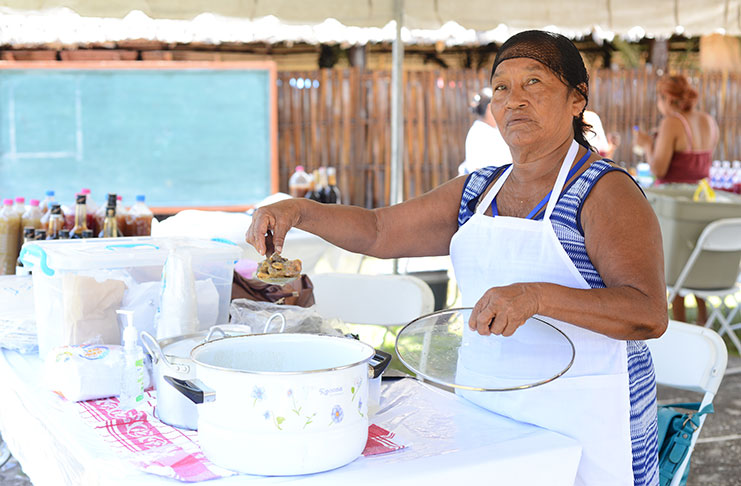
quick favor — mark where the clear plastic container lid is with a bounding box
[19,236,242,275]
[395,308,575,392]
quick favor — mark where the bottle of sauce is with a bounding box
[288,166,313,198]
[323,167,342,204]
[40,190,55,214]
[116,195,129,236]
[13,197,27,251]
[317,167,329,203]
[70,194,89,239]
[13,197,26,217]
[22,199,43,230]
[100,195,119,238]
[62,202,75,231]
[305,170,323,202]
[46,204,65,240]
[127,195,153,236]
[80,188,98,230]
[15,227,35,276]
[93,194,116,237]
[0,199,21,275]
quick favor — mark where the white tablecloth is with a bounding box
[0,349,581,486]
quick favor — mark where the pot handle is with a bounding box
[163,376,216,404]
[264,313,286,333]
[368,349,392,379]
[141,331,169,366]
[205,326,226,342]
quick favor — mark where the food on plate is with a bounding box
[256,252,302,284]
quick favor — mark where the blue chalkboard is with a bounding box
[0,63,276,209]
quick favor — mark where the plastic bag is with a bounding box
[229,299,345,336]
[0,275,38,354]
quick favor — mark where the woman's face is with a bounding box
[489,58,585,152]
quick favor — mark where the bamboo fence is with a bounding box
[277,68,741,208]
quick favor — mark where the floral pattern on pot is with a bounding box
[330,405,344,425]
[252,386,265,406]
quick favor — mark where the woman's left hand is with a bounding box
[469,283,541,336]
[632,127,654,149]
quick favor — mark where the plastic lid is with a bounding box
[30,199,40,206]
[295,165,305,171]
[3,199,12,205]
[80,188,91,194]
[136,195,146,202]
[117,195,123,201]
[45,190,55,196]
[15,197,25,203]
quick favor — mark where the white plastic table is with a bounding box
[0,349,581,486]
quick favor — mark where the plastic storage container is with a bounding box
[20,236,242,358]
[645,185,741,289]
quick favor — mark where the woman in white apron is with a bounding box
[247,30,667,486]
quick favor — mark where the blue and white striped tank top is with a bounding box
[458,160,659,486]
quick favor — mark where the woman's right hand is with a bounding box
[245,199,303,256]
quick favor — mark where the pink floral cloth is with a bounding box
[76,392,405,482]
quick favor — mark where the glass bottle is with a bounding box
[305,170,323,202]
[323,167,342,204]
[82,229,94,239]
[100,205,118,238]
[94,194,116,237]
[317,167,328,203]
[15,227,35,276]
[46,204,65,240]
[71,194,88,239]
[80,188,98,230]
[35,229,47,241]
[59,229,71,239]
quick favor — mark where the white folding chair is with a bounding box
[666,217,741,354]
[309,273,434,326]
[646,320,728,486]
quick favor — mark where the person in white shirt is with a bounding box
[458,88,513,175]
[583,110,621,159]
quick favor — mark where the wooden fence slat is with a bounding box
[276,68,740,209]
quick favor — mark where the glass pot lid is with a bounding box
[395,308,575,392]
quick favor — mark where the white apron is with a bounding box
[450,141,634,485]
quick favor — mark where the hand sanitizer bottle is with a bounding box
[117,310,145,411]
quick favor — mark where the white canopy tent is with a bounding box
[3,0,739,35]
[2,0,738,206]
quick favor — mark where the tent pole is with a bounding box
[391,0,404,275]
[390,0,404,208]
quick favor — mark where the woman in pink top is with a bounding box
[634,75,718,184]
[634,74,719,324]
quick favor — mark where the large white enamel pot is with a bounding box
[165,333,390,476]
